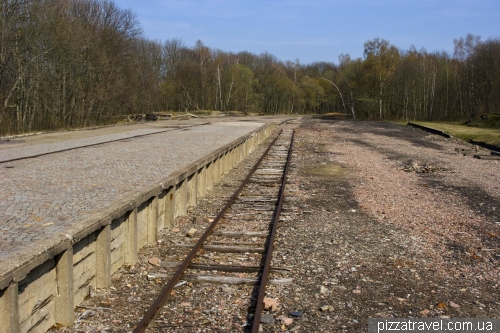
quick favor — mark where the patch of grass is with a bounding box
[464,114,500,128]
[312,112,350,119]
[302,164,346,179]
[389,121,407,126]
[317,143,326,153]
[413,121,500,147]
[325,112,349,117]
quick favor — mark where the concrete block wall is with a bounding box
[18,259,56,333]
[0,122,276,333]
[110,215,126,274]
[73,233,97,307]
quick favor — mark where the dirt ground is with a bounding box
[50,118,500,333]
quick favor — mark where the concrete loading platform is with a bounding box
[0,119,281,333]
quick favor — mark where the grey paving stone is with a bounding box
[0,121,265,264]
[0,128,171,162]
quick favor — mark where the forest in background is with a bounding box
[1,0,500,135]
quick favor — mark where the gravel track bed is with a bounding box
[264,119,499,332]
[49,119,499,333]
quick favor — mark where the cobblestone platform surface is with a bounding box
[0,121,265,264]
[0,127,174,163]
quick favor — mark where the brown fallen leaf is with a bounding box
[420,309,430,316]
[263,297,279,311]
[148,257,161,266]
[279,316,293,326]
[436,302,447,309]
[320,305,334,312]
[186,228,197,237]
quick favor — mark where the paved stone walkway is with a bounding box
[0,121,265,264]
[0,128,174,163]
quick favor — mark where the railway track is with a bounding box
[133,129,295,332]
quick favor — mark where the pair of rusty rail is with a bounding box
[133,128,294,333]
[250,129,294,332]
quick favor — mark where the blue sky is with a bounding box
[113,0,500,64]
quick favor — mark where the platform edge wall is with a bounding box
[0,123,276,333]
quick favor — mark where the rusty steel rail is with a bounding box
[251,129,294,332]
[133,129,284,333]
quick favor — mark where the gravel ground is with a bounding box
[49,118,500,333]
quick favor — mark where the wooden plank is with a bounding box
[232,205,276,211]
[76,305,112,312]
[250,178,282,182]
[454,147,473,152]
[249,180,281,184]
[251,174,282,178]
[463,151,477,156]
[159,262,291,273]
[254,172,283,175]
[236,197,276,203]
[474,154,500,160]
[175,244,265,253]
[224,212,273,217]
[189,264,291,273]
[260,164,286,167]
[183,275,293,285]
[255,168,284,172]
[211,231,267,237]
[210,240,261,246]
